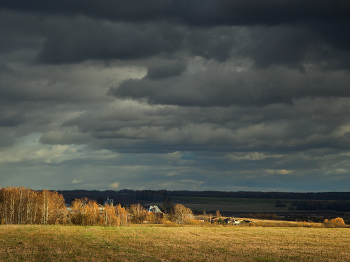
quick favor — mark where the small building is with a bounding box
[212,217,241,225]
[103,196,113,206]
[148,205,163,219]
[148,205,162,213]
[233,219,241,225]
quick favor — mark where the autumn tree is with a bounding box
[331,217,346,226]
[171,204,193,225]
[0,187,65,225]
[68,197,128,226]
[24,189,38,225]
[86,200,100,226]
[46,190,66,224]
[115,204,128,226]
[324,217,346,227]
[145,212,156,224]
[100,204,119,226]
[70,198,90,225]
[128,204,147,224]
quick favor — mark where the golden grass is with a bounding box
[0,225,349,261]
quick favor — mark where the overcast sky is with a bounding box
[1,0,350,192]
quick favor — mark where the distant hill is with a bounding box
[57,189,350,204]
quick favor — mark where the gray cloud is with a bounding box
[1,7,350,70]
[31,20,350,69]
[0,113,26,127]
[1,0,349,26]
[39,97,350,155]
[146,60,187,79]
[1,2,350,191]
[37,20,186,64]
[111,67,350,107]
[32,96,350,191]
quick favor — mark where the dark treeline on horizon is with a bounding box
[57,189,350,204]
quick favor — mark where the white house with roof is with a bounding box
[148,205,162,213]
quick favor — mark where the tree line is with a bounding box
[289,200,350,212]
[0,187,66,225]
[0,187,194,226]
[58,189,350,205]
[69,198,128,226]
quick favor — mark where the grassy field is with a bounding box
[0,225,349,261]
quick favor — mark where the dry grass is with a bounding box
[0,225,349,261]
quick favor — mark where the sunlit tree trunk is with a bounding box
[33,199,38,224]
[41,190,47,225]
[9,190,15,224]
[17,187,23,224]
[0,189,8,224]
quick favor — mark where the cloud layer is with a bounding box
[0,1,350,191]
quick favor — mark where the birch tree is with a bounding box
[171,204,193,225]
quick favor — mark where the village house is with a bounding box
[103,196,113,206]
[148,205,163,219]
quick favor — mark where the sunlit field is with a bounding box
[0,225,349,261]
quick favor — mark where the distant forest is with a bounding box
[58,189,350,204]
[56,190,350,213]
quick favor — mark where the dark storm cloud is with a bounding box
[2,1,350,192]
[34,21,350,68]
[0,113,26,127]
[39,97,350,154]
[0,63,109,104]
[0,11,185,64]
[238,25,317,69]
[37,19,187,64]
[0,10,232,64]
[1,0,349,26]
[146,60,187,80]
[2,9,350,70]
[36,22,244,64]
[0,11,45,56]
[110,68,350,107]
[1,1,350,68]
[0,64,14,73]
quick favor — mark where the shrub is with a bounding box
[324,217,346,227]
[192,219,202,225]
[162,219,178,227]
[331,217,345,226]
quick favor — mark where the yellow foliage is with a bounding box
[324,217,346,227]
[128,204,147,224]
[330,217,345,226]
[145,212,156,224]
[0,187,65,225]
[162,219,178,227]
[171,204,193,225]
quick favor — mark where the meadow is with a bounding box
[0,224,349,261]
